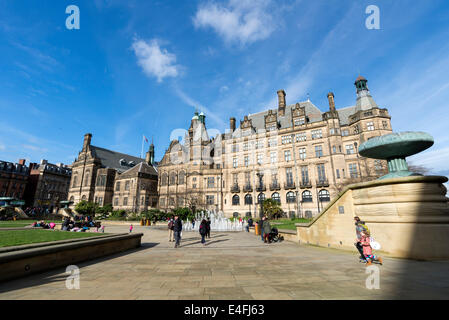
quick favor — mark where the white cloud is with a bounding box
[193,0,276,45]
[132,38,180,82]
[219,85,229,93]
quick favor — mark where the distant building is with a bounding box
[23,160,72,211]
[67,134,158,212]
[0,159,29,200]
[158,76,393,218]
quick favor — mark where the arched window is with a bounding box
[244,194,253,205]
[161,173,168,186]
[286,191,296,203]
[258,193,266,204]
[302,191,312,202]
[245,212,252,217]
[271,192,281,204]
[233,212,240,218]
[84,170,90,187]
[81,195,87,201]
[69,196,74,202]
[319,189,331,202]
[169,172,176,185]
[72,175,78,188]
[178,171,186,185]
[232,195,240,206]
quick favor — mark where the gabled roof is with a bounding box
[118,161,158,178]
[89,145,147,173]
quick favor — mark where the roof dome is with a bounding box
[355,75,367,82]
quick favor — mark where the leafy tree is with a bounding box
[95,204,113,214]
[171,207,192,221]
[262,199,283,220]
[74,201,97,216]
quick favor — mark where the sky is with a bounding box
[0,0,449,181]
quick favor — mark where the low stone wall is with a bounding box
[278,229,298,242]
[296,176,449,260]
[0,233,143,283]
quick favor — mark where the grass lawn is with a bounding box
[0,220,62,229]
[0,229,103,248]
[270,218,312,230]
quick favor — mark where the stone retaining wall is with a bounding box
[0,233,143,283]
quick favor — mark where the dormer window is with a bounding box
[294,117,305,126]
[120,159,127,166]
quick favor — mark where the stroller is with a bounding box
[268,227,284,243]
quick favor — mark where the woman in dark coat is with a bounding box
[199,219,208,245]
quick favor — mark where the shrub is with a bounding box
[75,201,97,216]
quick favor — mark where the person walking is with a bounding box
[206,218,211,239]
[354,216,368,262]
[173,215,182,248]
[168,216,174,242]
[129,224,133,233]
[263,217,272,243]
[192,218,196,229]
[259,217,265,242]
[199,219,208,245]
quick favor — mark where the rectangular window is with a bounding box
[299,148,306,160]
[115,182,120,191]
[315,145,323,158]
[257,153,263,165]
[317,164,326,182]
[243,142,249,151]
[367,122,374,131]
[336,169,340,179]
[267,123,277,131]
[268,137,277,147]
[341,129,349,136]
[286,168,293,185]
[270,152,277,164]
[382,121,388,129]
[349,163,358,178]
[114,198,119,206]
[255,140,264,149]
[301,166,309,184]
[245,172,251,184]
[294,117,305,126]
[281,135,292,144]
[311,129,323,139]
[296,132,307,142]
[345,144,355,155]
[123,197,128,206]
[232,144,238,153]
[233,174,238,185]
[329,128,335,135]
[125,180,130,191]
[207,177,215,188]
[244,156,249,167]
[206,195,215,205]
[233,157,238,168]
[284,150,292,162]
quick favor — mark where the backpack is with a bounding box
[199,225,206,235]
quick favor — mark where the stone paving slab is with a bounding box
[0,225,449,300]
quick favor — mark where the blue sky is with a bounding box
[1,0,449,179]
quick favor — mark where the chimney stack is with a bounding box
[83,133,92,151]
[327,92,336,111]
[230,117,236,132]
[18,159,26,166]
[277,90,286,116]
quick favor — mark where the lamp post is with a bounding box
[256,171,264,218]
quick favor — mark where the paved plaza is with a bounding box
[1,225,449,300]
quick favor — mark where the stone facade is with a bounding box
[0,159,29,200]
[158,76,393,218]
[24,160,72,210]
[67,134,158,212]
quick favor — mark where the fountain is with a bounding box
[358,131,434,180]
[182,210,244,232]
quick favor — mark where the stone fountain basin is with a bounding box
[359,131,434,160]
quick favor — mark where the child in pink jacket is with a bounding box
[360,231,383,265]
